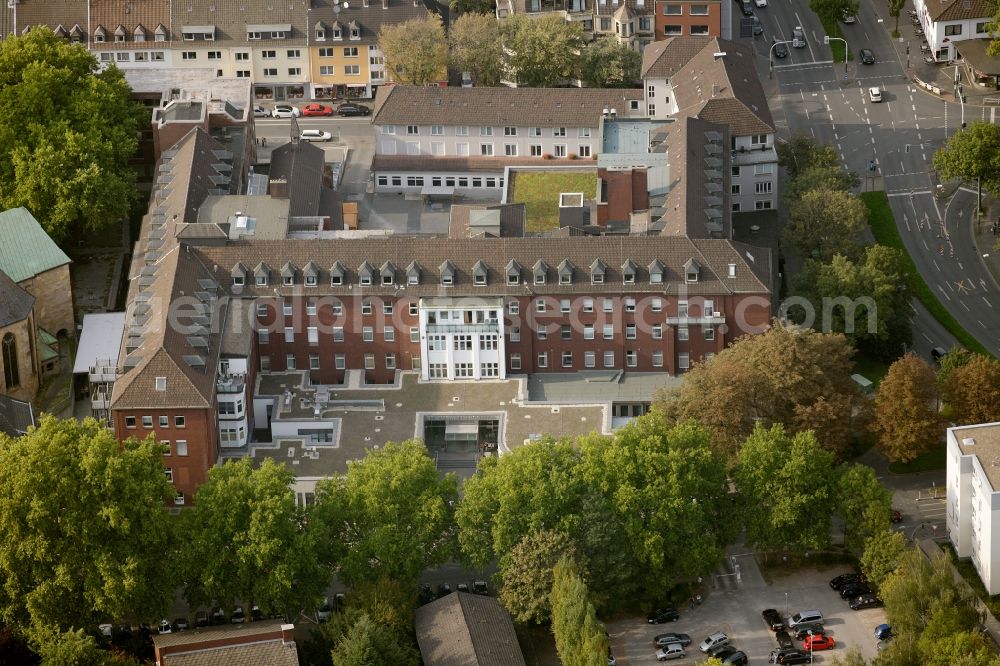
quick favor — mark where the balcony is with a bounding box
[89,366,118,383]
[91,388,112,410]
[217,374,246,393]
[425,322,499,334]
[667,312,726,326]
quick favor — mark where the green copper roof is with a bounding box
[0,208,71,283]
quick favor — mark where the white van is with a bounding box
[788,609,824,628]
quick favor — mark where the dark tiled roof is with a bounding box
[307,0,436,46]
[195,235,771,296]
[0,393,34,437]
[168,0,308,47]
[372,86,643,127]
[415,592,526,666]
[641,36,713,79]
[0,270,35,328]
[89,0,172,48]
[269,141,326,218]
[932,0,993,22]
[163,641,299,666]
[5,0,88,37]
[660,116,730,238]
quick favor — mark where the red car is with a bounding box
[802,634,835,651]
[301,103,333,117]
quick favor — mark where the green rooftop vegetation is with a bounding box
[511,170,598,233]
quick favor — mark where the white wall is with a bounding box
[376,125,600,159]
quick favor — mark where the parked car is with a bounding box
[775,629,794,649]
[251,605,264,622]
[436,583,452,598]
[211,607,226,625]
[300,129,333,142]
[891,509,903,523]
[711,646,739,660]
[830,573,865,590]
[457,583,470,593]
[869,86,883,103]
[754,0,767,6]
[648,607,680,624]
[157,619,172,634]
[700,632,730,652]
[752,17,764,35]
[301,102,334,116]
[194,611,210,628]
[842,12,857,23]
[418,584,435,605]
[762,608,785,631]
[850,593,883,610]
[472,580,489,595]
[608,647,617,666]
[336,103,371,117]
[793,625,823,640]
[252,105,269,118]
[859,48,876,65]
[774,41,789,58]
[840,582,872,599]
[656,643,686,661]
[740,0,754,15]
[874,624,893,641]
[231,607,245,624]
[769,649,813,664]
[173,617,189,632]
[722,651,749,666]
[317,598,333,622]
[803,634,835,651]
[931,346,948,362]
[272,104,300,118]
[788,610,823,628]
[654,632,692,648]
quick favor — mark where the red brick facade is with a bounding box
[654,0,724,40]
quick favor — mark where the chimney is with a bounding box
[281,624,295,645]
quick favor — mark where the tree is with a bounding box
[860,530,906,589]
[180,458,327,617]
[936,346,973,390]
[498,530,580,624]
[331,613,419,666]
[0,417,174,634]
[777,133,841,180]
[313,441,458,588]
[0,28,144,243]
[448,13,504,87]
[941,353,1000,425]
[933,121,1000,218]
[791,245,912,359]
[449,0,496,14]
[501,15,585,87]
[835,464,891,551]
[784,164,860,202]
[873,353,944,462]
[735,425,837,553]
[656,323,860,460]
[784,188,868,262]
[579,38,641,88]
[378,13,448,86]
[887,0,905,34]
[550,557,607,666]
[881,549,978,638]
[810,0,859,26]
[828,650,868,666]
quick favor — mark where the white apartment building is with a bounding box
[419,298,507,381]
[914,0,996,64]
[946,421,1000,594]
[642,36,777,212]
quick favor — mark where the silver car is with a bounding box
[700,632,730,652]
[272,104,300,118]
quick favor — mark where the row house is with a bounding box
[642,37,777,212]
[654,0,726,41]
[371,86,645,197]
[913,0,999,85]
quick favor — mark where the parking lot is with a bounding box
[607,563,887,664]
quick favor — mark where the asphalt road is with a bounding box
[740,0,1000,357]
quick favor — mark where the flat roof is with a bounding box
[72,312,126,374]
[954,422,1000,491]
[528,371,681,402]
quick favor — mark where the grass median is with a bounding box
[861,191,992,358]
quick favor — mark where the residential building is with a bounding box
[654,0,727,41]
[947,422,1000,594]
[0,270,41,404]
[914,0,997,68]
[152,620,299,666]
[641,37,777,212]
[415,592,527,666]
[495,0,655,51]
[88,0,173,70]
[72,312,126,425]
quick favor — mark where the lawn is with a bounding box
[861,192,993,358]
[887,443,946,474]
[511,171,599,233]
[853,351,891,388]
[813,15,852,64]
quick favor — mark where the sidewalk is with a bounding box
[973,195,1000,286]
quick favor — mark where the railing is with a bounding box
[666,312,726,325]
[91,390,112,410]
[425,323,499,334]
[216,374,246,393]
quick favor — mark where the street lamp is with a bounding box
[784,592,788,618]
[807,629,814,662]
[824,36,849,77]
[768,40,793,79]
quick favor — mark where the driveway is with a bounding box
[607,560,887,665]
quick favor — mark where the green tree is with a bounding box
[836,464,891,551]
[828,649,867,666]
[331,613,419,666]
[0,28,144,243]
[448,13,504,87]
[180,458,326,617]
[30,627,103,666]
[344,576,415,634]
[941,353,1000,425]
[656,323,860,460]
[0,417,174,634]
[313,441,458,588]
[860,530,907,589]
[936,346,973,390]
[933,121,1000,217]
[873,353,944,462]
[550,557,607,666]
[501,15,584,87]
[777,133,841,180]
[378,13,448,86]
[791,245,912,359]
[810,0,859,26]
[579,38,641,88]
[784,164,860,201]
[498,530,580,624]
[449,0,497,14]
[785,188,868,262]
[881,549,978,638]
[735,424,837,553]
[887,0,905,34]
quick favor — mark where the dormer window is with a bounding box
[406,261,421,286]
[473,260,489,286]
[440,260,456,286]
[623,270,634,284]
[256,275,266,286]
[305,275,317,286]
[134,25,146,41]
[533,261,548,285]
[303,261,320,287]
[114,25,127,42]
[621,259,637,285]
[283,274,293,286]
[316,29,325,40]
[507,273,518,285]
[360,274,372,286]
[506,259,521,286]
[648,259,665,284]
[233,275,244,286]
[475,273,486,285]
[154,24,167,42]
[333,29,342,39]
[684,258,701,283]
[331,274,342,285]
[380,261,396,286]
[590,259,606,285]
[231,262,248,286]
[94,26,106,43]
[558,259,574,285]
[534,273,545,285]
[381,273,392,285]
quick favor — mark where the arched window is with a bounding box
[2,333,18,389]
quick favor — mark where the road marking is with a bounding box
[912,105,917,112]
[984,297,992,308]
[904,215,911,231]
[933,258,941,271]
[922,332,933,343]
[938,285,951,300]
[958,262,964,270]
[961,300,970,311]
[922,153,927,161]
[979,320,987,328]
